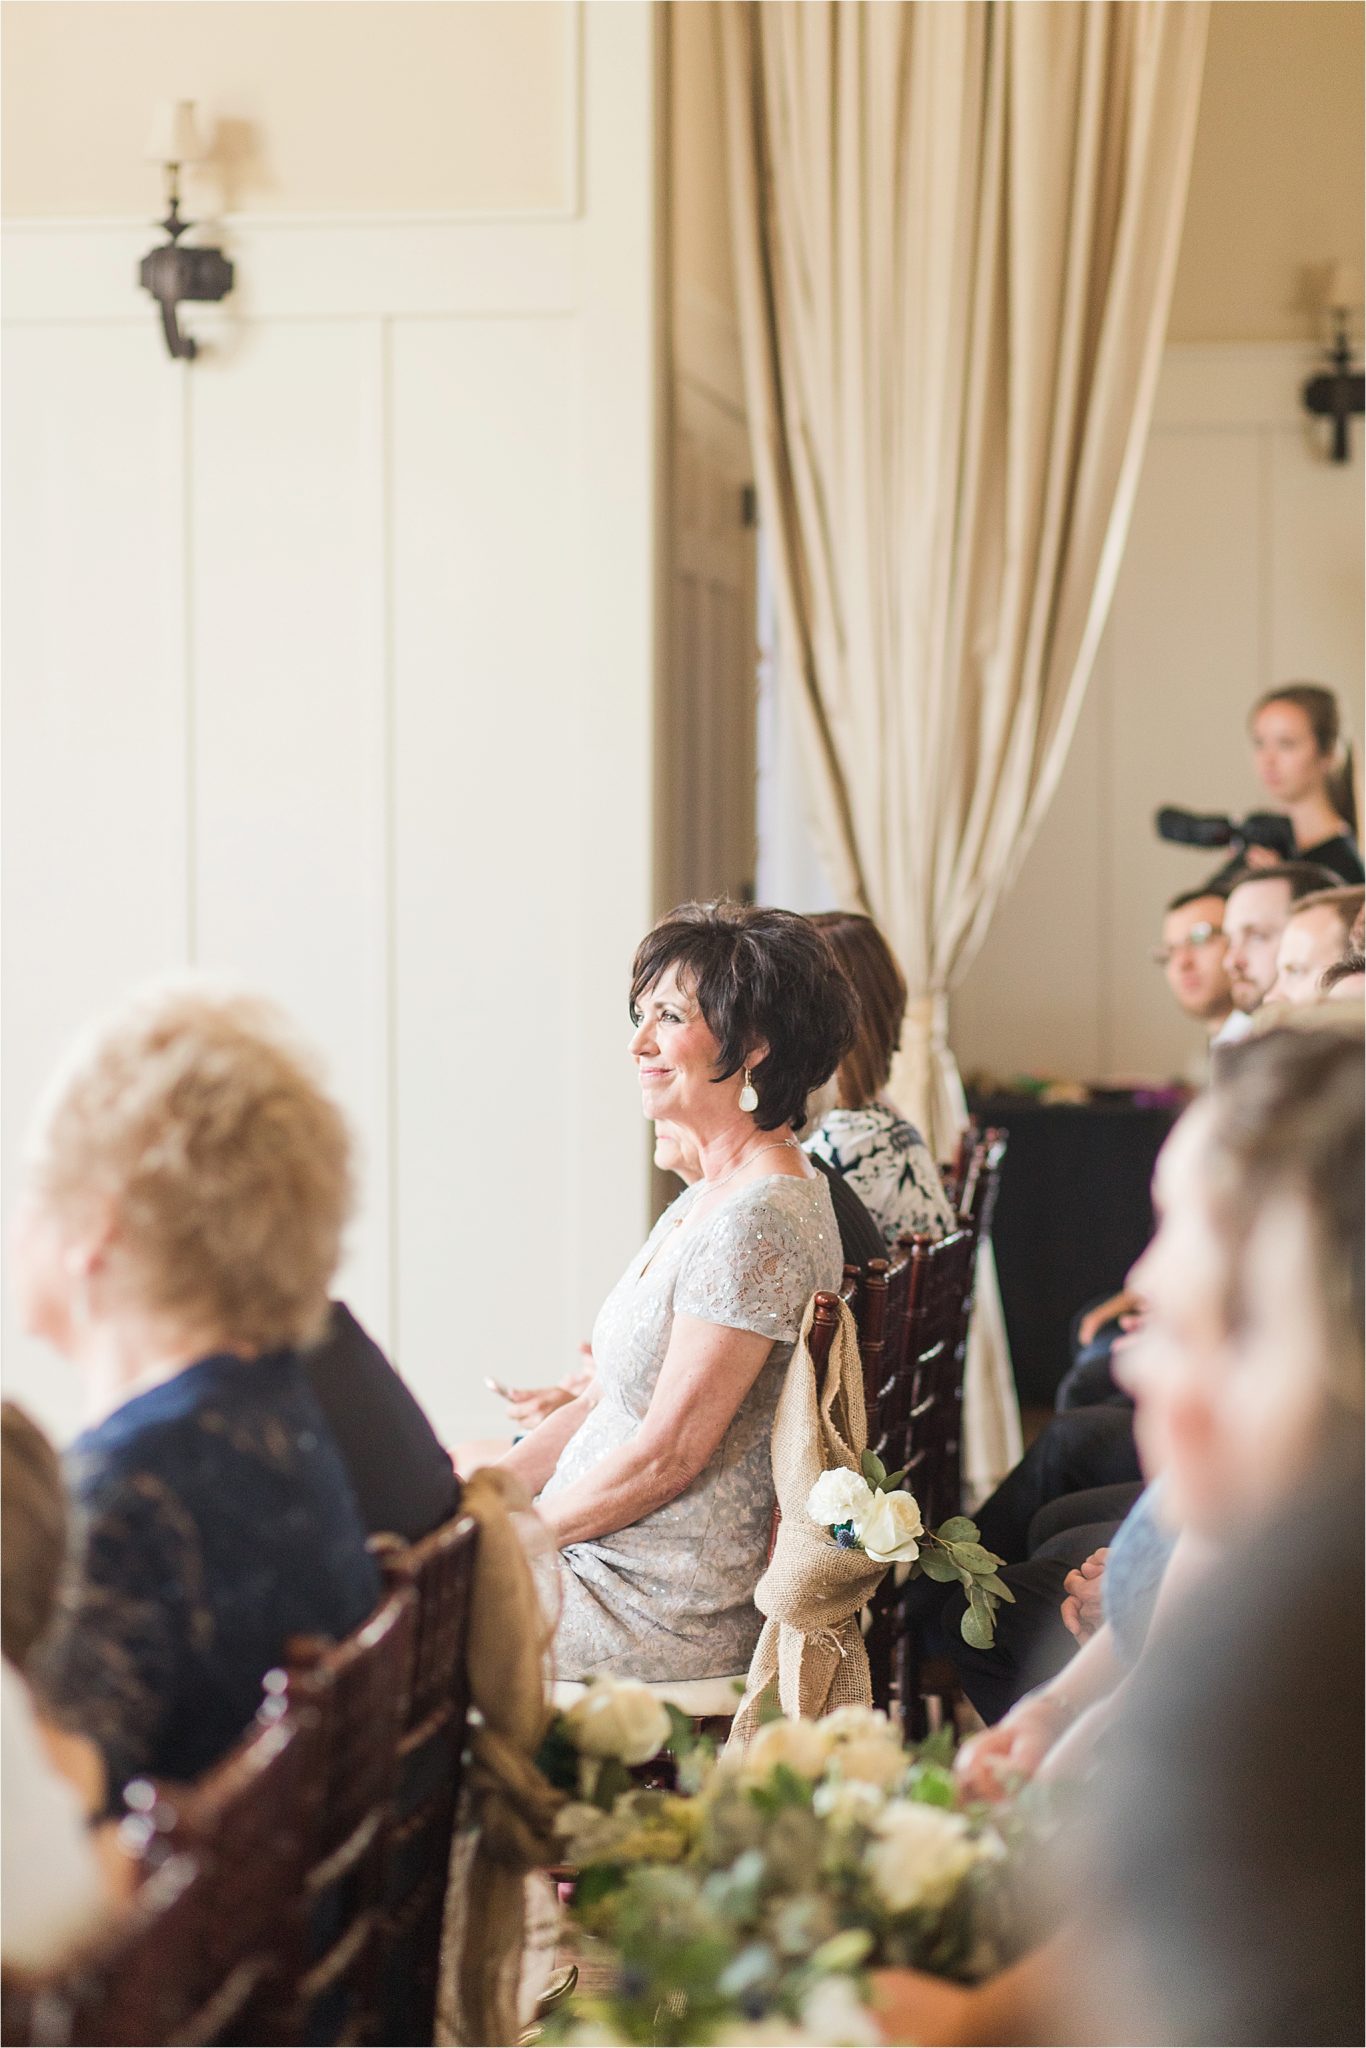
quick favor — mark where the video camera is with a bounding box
[1155,808,1297,863]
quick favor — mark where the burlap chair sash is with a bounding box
[437,1467,563,2047]
[729,1295,888,1747]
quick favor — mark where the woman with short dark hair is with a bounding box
[501,901,856,1682]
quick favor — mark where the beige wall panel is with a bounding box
[2,1,576,220]
[1266,432,1366,693]
[951,677,1105,1087]
[188,319,391,1340]
[1101,428,1264,1081]
[390,316,593,1444]
[1169,0,1364,343]
[1,326,187,1442]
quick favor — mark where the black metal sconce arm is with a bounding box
[1303,325,1365,464]
[138,238,234,362]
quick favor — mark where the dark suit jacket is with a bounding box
[302,1302,460,1542]
[810,1151,887,1270]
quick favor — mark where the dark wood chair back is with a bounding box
[3,1712,321,2048]
[263,1585,417,2047]
[369,1512,479,2047]
[1,1854,251,2048]
[125,1706,320,2046]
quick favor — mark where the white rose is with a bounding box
[856,1487,924,1564]
[820,1705,894,1746]
[807,1467,875,1529]
[743,1715,831,1781]
[868,1801,979,1915]
[563,1678,672,1766]
[799,1979,883,2046]
[827,1735,906,1791]
[812,1777,887,1827]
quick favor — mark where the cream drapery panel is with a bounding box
[719,0,1208,1156]
[719,0,1206,1492]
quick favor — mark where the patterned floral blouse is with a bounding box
[805,1103,955,1249]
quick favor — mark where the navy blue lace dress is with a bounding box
[36,1352,379,1797]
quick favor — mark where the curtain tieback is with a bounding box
[903,991,950,1052]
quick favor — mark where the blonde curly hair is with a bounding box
[27,984,353,1353]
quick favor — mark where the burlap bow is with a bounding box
[728,1294,887,1747]
[437,1466,564,2047]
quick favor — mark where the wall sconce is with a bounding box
[139,100,234,361]
[1302,262,1364,462]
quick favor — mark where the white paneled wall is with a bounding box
[952,344,1364,1086]
[1,4,658,1447]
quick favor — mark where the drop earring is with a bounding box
[738,1067,759,1113]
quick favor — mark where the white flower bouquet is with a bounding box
[547,1709,1047,2047]
[807,1453,1015,1649]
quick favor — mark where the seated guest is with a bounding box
[1215,859,1340,1042]
[1324,949,1366,1000]
[804,911,955,1247]
[1244,681,1363,883]
[1268,884,1366,1007]
[501,902,854,1682]
[1152,884,1234,1046]
[22,986,380,1797]
[2,1403,111,1970]
[303,1300,459,1542]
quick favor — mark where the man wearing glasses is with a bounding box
[1153,887,1235,1043]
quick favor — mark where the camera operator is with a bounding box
[1247,684,1362,881]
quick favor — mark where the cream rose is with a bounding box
[563,1678,672,1766]
[867,1801,980,1914]
[807,1466,875,1529]
[812,1777,887,1827]
[820,1705,894,1746]
[743,1715,831,1781]
[856,1487,924,1564]
[826,1735,906,1791]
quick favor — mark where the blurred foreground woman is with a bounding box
[17,985,379,1798]
[873,1022,1364,2046]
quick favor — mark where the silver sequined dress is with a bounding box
[541,1172,841,1681]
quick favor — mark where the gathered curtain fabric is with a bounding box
[720,0,1207,1492]
[719,0,1208,1154]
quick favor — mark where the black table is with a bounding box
[970,1091,1183,1409]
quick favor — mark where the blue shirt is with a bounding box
[1103,1480,1178,1667]
[39,1353,379,1796]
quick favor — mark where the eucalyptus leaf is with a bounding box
[960,1599,996,1651]
[918,1547,962,1584]
[935,1515,979,1544]
[861,1449,887,1486]
[880,1465,909,1492]
[949,1541,1000,1575]
[978,1572,1016,1603]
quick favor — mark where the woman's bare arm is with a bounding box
[496,1385,600,1494]
[535,1313,773,1548]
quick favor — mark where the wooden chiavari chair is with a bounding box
[262,1585,417,2047]
[368,1512,478,2047]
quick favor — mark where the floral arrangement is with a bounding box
[542,1695,1050,2048]
[807,1454,1014,1649]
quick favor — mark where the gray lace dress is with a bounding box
[541,1173,841,1681]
